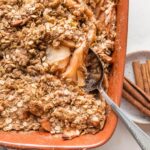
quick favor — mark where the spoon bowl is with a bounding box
[85,49,104,92]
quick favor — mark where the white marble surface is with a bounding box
[95,0,150,150]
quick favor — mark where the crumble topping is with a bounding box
[0,0,116,139]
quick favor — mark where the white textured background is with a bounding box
[95,0,150,150]
[127,0,150,52]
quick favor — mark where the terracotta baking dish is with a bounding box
[0,0,128,149]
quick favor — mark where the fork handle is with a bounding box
[99,88,150,150]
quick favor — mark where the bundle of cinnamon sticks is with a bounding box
[122,60,150,117]
[132,60,150,94]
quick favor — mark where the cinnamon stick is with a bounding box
[132,61,144,90]
[141,64,150,94]
[123,78,150,109]
[125,77,150,103]
[146,60,150,90]
[122,89,150,117]
[146,61,150,92]
[147,60,150,74]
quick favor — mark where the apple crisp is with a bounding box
[0,0,117,139]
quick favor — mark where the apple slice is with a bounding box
[46,46,71,72]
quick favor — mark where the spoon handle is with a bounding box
[99,88,150,150]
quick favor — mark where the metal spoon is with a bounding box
[85,49,150,150]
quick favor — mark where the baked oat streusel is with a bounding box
[0,0,117,139]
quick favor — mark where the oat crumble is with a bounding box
[0,0,117,139]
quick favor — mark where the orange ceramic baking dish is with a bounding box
[0,0,128,149]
